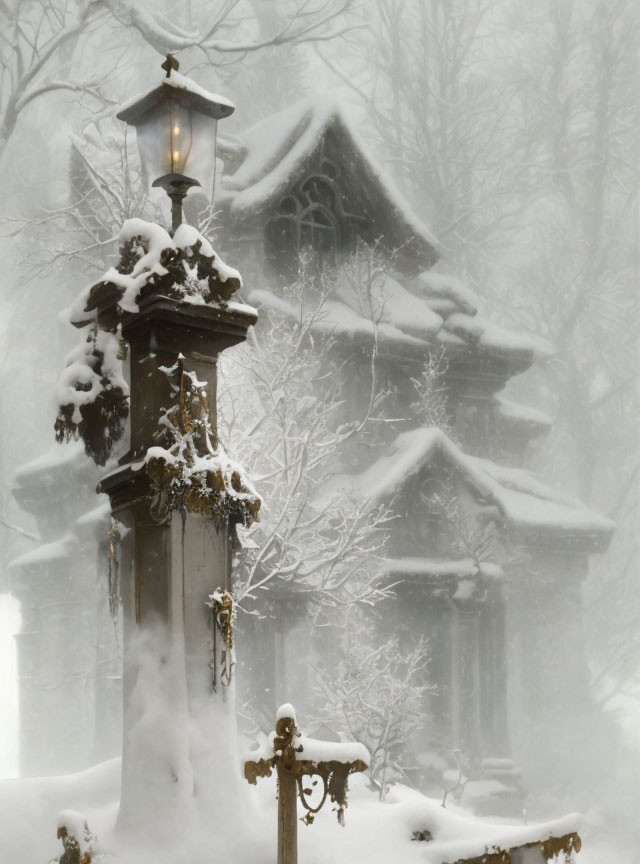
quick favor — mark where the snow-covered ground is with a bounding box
[0,755,592,864]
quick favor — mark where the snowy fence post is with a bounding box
[244,704,369,864]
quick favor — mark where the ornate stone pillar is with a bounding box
[77,232,260,844]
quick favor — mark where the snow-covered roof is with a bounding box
[9,534,78,570]
[247,287,431,357]
[407,268,553,360]
[246,263,538,371]
[11,443,101,525]
[494,395,552,436]
[317,428,614,551]
[220,94,439,273]
[75,501,111,528]
[404,270,478,317]
[14,441,88,483]
[12,441,100,518]
[216,95,546,372]
[0,752,582,864]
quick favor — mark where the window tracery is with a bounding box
[264,154,369,272]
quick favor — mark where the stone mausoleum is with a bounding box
[8,93,613,806]
[214,95,614,803]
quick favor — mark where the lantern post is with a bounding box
[58,57,260,849]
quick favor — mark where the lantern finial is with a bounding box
[161,53,180,78]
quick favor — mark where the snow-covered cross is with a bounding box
[244,703,369,864]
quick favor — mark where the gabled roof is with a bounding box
[220,95,549,373]
[219,94,439,273]
[317,428,614,552]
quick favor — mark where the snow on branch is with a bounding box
[316,627,432,800]
[219,251,392,610]
[0,0,358,156]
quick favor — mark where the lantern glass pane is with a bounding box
[135,101,218,199]
[184,111,218,200]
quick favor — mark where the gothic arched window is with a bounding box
[264,155,369,275]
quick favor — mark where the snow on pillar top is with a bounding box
[69,218,250,328]
[56,218,260,531]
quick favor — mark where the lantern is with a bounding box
[117,54,235,232]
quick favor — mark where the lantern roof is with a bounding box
[117,61,235,126]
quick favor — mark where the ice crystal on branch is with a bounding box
[316,630,432,801]
[410,349,454,440]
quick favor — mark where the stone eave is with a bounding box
[98,462,153,513]
[382,557,503,580]
[247,286,534,386]
[493,396,552,438]
[9,533,79,571]
[380,557,503,601]
[503,521,613,555]
[82,288,257,361]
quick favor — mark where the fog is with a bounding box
[0,1,638,863]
